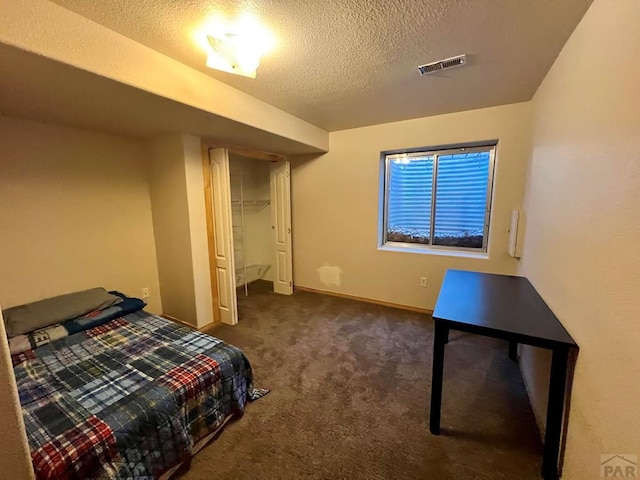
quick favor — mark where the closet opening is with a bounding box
[206,147,292,326]
[230,154,273,297]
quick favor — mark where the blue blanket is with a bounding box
[63,291,145,334]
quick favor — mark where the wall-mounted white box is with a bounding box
[508,209,525,258]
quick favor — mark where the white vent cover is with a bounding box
[418,54,467,76]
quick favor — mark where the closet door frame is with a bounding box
[202,144,290,325]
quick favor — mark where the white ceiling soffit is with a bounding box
[0,0,328,154]
[0,45,320,155]
[51,0,593,132]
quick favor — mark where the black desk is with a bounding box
[430,270,578,480]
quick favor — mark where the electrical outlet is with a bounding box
[420,277,428,287]
[142,287,150,299]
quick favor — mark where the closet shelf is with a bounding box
[231,200,270,213]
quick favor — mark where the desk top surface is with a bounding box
[433,270,577,347]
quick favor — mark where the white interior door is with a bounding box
[270,160,293,295]
[209,148,238,324]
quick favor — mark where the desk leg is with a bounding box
[430,321,448,435]
[509,341,518,361]
[542,346,569,480]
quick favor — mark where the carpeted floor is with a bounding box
[177,281,542,480]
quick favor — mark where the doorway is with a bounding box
[230,154,272,296]
[207,147,293,325]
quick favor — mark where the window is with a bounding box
[381,143,496,253]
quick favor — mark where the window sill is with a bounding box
[378,244,489,259]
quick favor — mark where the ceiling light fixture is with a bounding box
[200,16,274,79]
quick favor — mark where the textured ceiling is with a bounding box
[50,0,593,131]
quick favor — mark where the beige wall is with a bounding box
[148,135,213,328]
[0,116,161,312]
[518,0,640,477]
[292,102,532,309]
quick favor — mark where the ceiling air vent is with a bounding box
[418,54,467,76]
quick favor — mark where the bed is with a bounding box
[11,308,266,479]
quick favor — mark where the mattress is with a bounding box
[12,311,259,479]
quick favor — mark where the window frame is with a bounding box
[379,142,497,255]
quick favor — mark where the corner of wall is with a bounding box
[182,135,214,329]
[514,99,548,440]
[146,134,214,328]
[147,135,198,325]
[0,309,36,480]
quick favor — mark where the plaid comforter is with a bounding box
[13,311,256,479]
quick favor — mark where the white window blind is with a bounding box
[388,156,434,233]
[383,145,495,251]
